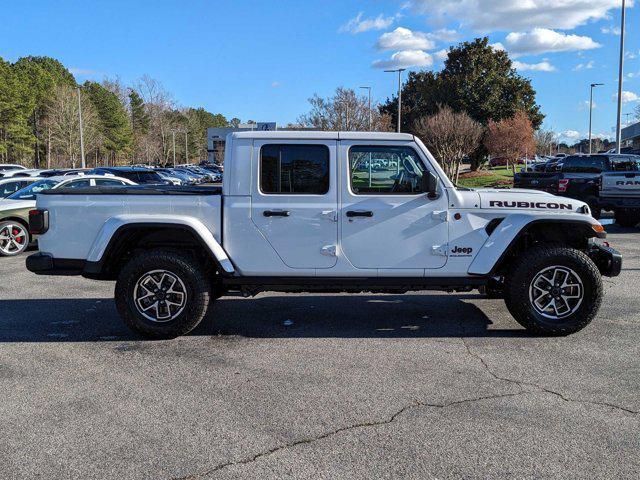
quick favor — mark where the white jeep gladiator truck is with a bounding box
[26,132,621,338]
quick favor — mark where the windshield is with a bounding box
[7,179,58,200]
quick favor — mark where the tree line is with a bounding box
[298,38,556,175]
[0,56,229,168]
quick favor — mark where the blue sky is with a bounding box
[1,0,638,142]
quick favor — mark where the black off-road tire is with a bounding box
[615,209,640,228]
[115,250,212,338]
[504,244,602,335]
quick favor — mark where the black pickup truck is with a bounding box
[514,153,640,219]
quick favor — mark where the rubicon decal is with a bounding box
[489,200,573,210]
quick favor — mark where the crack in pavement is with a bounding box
[458,336,639,416]
[171,391,526,479]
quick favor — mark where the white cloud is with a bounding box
[601,25,621,35]
[271,81,280,88]
[435,49,449,61]
[504,29,601,56]
[372,50,434,69]
[69,67,99,76]
[340,12,397,34]
[512,60,557,72]
[490,42,506,52]
[618,91,640,103]
[425,28,460,42]
[573,60,595,71]
[561,130,582,140]
[376,27,436,51]
[409,0,626,32]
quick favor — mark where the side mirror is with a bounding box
[421,171,439,199]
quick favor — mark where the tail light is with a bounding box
[558,179,570,193]
[29,209,49,235]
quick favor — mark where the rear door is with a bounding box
[250,141,338,269]
[339,141,449,270]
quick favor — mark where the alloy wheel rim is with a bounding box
[529,265,584,320]
[134,270,187,322]
[0,224,27,255]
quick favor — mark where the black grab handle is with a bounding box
[346,210,373,218]
[263,210,291,217]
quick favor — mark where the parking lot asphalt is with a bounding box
[0,226,638,479]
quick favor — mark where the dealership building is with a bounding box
[207,122,313,163]
[621,121,640,150]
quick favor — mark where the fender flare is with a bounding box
[85,215,234,275]
[468,213,603,276]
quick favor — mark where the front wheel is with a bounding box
[504,244,602,335]
[115,250,212,338]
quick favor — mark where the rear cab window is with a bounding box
[260,144,330,194]
[561,156,608,173]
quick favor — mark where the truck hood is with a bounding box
[0,199,35,212]
[475,188,588,213]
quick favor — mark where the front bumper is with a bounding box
[588,244,622,277]
[26,252,85,276]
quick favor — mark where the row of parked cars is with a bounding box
[514,152,640,227]
[0,163,223,257]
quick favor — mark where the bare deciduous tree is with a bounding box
[298,87,392,132]
[485,111,536,174]
[534,128,556,156]
[43,84,101,168]
[413,105,483,183]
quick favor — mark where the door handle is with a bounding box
[346,210,373,218]
[263,210,290,217]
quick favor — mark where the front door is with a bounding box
[340,141,449,270]
[251,140,338,269]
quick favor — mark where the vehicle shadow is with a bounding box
[0,293,529,342]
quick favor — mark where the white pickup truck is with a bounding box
[27,131,621,338]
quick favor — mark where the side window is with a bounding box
[349,146,426,194]
[611,156,640,171]
[64,179,92,189]
[96,179,127,186]
[260,144,330,194]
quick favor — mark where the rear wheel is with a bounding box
[615,209,640,228]
[0,220,30,256]
[504,244,602,335]
[115,250,212,338]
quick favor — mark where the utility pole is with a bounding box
[172,131,176,165]
[77,87,86,168]
[615,0,626,153]
[623,113,632,126]
[184,132,188,163]
[384,68,405,132]
[360,86,372,131]
[588,83,603,154]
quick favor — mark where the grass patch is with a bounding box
[457,166,514,189]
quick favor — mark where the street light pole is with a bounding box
[77,87,85,168]
[172,131,176,165]
[359,86,372,131]
[589,83,603,154]
[385,68,405,132]
[615,0,626,154]
[184,132,188,163]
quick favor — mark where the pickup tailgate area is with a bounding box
[600,171,640,201]
[513,172,559,192]
[34,187,222,261]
